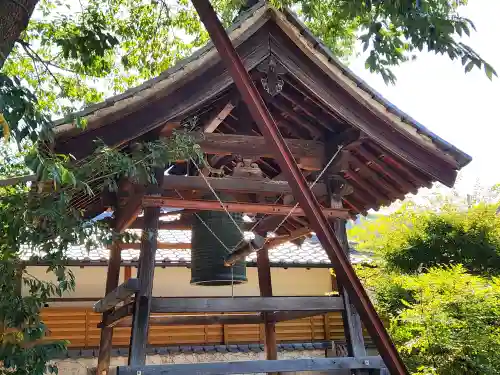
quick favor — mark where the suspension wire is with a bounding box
[174,189,231,252]
[270,145,344,235]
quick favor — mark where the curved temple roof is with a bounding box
[53,1,471,169]
[50,0,471,221]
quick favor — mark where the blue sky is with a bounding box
[348,0,500,195]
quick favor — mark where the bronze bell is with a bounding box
[190,193,247,286]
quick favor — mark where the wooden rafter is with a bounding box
[357,146,417,194]
[203,100,237,133]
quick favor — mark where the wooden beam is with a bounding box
[203,100,236,133]
[93,278,140,313]
[116,356,385,375]
[156,175,327,197]
[96,241,122,375]
[142,197,351,218]
[99,303,134,328]
[193,132,324,170]
[114,313,264,327]
[150,296,344,313]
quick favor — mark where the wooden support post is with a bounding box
[328,185,370,374]
[334,219,367,360]
[128,170,164,366]
[256,248,278,371]
[97,241,122,375]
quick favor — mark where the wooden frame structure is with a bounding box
[51,1,470,374]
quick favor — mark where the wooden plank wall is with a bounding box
[41,308,369,348]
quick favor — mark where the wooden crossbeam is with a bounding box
[99,303,134,328]
[94,278,140,313]
[150,296,344,313]
[154,175,327,197]
[112,313,264,327]
[142,197,351,218]
[116,357,386,375]
[100,310,329,328]
[193,132,324,170]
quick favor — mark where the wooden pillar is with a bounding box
[327,182,368,374]
[128,170,164,366]
[97,241,122,375]
[256,248,278,364]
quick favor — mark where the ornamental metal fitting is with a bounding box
[257,56,286,96]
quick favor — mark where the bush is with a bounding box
[350,203,500,277]
[362,266,500,375]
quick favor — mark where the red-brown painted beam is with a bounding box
[189,1,409,373]
[142,197,351,219]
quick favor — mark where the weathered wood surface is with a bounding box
[193,132,324,170]
[108,310,329,327]
[142,197,351,218]
[150,296,344,313]
[116,356,385,375]
[114,313,264,327]
[98,303,134,328]
[94,278,140,313]
[154,175,327,197]
[55,30,271,157]
[129,169,164,366]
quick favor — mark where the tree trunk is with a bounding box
[0,0,39,69]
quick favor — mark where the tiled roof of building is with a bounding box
[21,228,371,268]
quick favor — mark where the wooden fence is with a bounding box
[41,308,368,348]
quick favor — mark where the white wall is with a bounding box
[25,266,332,306]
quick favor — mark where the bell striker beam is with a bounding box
[189,1,408,374]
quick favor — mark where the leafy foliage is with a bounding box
[350,201,500,277]
[357,265,500,375]
[0,131,200,374]
[351,190,500,374]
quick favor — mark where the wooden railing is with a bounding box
[41,307,369,348]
